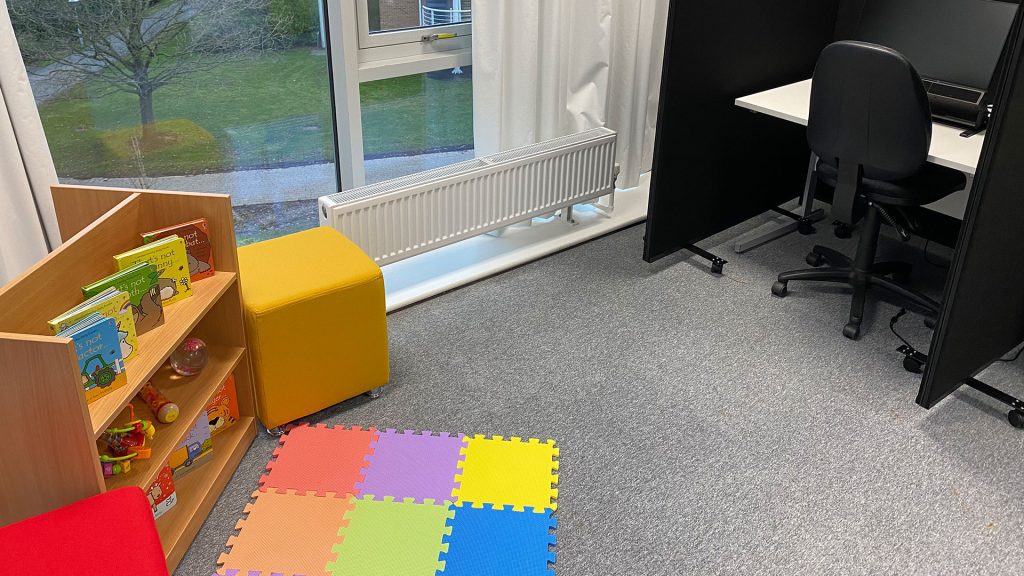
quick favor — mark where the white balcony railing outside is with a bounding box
[421,4,472,26]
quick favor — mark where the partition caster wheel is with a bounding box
[710,258,725,275]
[798,219,815,235]
[843,322,861,340]
[903,355,926,374]
[771,281,788,297]
[1009,410,1024,429]
[806,251,825,267]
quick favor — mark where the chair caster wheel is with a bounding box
[834,223,853,239]
[843,322,861,340]
[771,281,788,297]
[798,220,815,235]
[1009,410,1024,429]
[806,251,825,267]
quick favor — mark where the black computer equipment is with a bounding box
[856,0,1018,131]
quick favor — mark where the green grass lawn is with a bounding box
[39,48,474,179]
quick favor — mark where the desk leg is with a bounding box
[733,152,826,253]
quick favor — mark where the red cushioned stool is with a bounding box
[0,487,168,575]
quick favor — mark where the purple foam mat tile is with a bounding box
[356,430,465,503]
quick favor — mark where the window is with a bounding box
[358,0,471,48]
[9,0,474,243]
[360,69,474,184]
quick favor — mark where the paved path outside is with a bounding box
[63,148,477,205]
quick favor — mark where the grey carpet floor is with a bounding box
[177,213,1024,576]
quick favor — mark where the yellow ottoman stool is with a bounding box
[238,227,389,430]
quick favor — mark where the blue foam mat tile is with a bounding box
[438,504,556,575]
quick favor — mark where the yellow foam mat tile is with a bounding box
[452,435,559,512]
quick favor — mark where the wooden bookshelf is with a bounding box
[88,272,238,437]
[0,186,257,573]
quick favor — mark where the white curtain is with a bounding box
[471,0,669,189]
[0,0,60,285]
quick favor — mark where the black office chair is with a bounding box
[770,41,967,340]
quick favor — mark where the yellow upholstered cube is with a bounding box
[238,227,389,429]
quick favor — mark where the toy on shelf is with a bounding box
[139,381,179,423]
[169,337,208,376]
[99,406,155,478]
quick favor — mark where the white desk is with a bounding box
[735,79,983,220]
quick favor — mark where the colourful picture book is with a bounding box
[82,262,165,335]
[169,415,213,478]
[142,218,215,282]
[114,236,193,306]
[57,313,127,404]
[204,374,239,437]
[48,288,139,362]
[146,465,177,520]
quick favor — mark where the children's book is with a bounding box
[169,415,213,478]
[48,288,139,362]
[114,236,193,306]
[57,313,128,404]
[204,374,239,436]
[83,263,164,335]
[142,219,215,282]
[146,465,177,520]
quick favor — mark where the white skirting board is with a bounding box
[382,172,650,312]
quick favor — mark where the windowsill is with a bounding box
[381,172,651,312]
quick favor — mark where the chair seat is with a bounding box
[817,161,967,207]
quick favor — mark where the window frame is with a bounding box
[355,0,472,50]
[328,0,474,190]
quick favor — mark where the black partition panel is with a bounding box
[643,0,841,262]
[918,7,1024,408]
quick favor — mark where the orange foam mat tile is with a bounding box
[260,423,378,497]
[217,490,354,576]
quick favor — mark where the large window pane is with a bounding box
[368,0,471,33]
[360,67,474,184]
[10,0,336,245]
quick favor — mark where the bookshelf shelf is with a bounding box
[89,272,238,437]
[103,345,245,493]
[0,186,257,573]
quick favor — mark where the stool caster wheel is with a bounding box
[834,223,853,239]
[798,219,815,235]
[843,322,861,340]
[366,386,385,400]
[806,251,825,267]
[1009,410,1024,429]
[265,426,285,437]
[771,281,788,297]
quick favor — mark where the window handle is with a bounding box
[422,33,458,42]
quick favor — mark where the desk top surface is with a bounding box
[735,79,984,176]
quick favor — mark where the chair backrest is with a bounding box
[808,41,932,182]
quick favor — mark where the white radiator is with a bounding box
[319,127,618,265]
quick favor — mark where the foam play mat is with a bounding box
[216,424,559,576]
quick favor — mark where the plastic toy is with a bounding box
[139,381,179,423]
[169,337,208,376]
[100,454,136,478]
[99,406,156,477]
